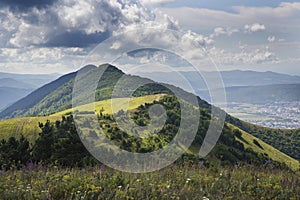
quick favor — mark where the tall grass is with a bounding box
[0,163,299,199]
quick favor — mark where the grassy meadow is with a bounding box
[0,164,299,199]
[0,94,165,142]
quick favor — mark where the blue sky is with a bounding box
[0,0,299,75]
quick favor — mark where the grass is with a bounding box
[0,94,165,142]
[52,94,166,116]
[0,116,61,142]
[0,164,299,199]
[228,124,300,171]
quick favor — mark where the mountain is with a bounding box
[137,70,300,91]
[218,70,300,87]
[0,95,298,170]
[0,78,35,89]
[0,72,60,88]
[0,64,299,164]
[0,72,60,110]
[0,71,77,119]
[0,87,33,111]
[197,84,300,104]
[0,64,205,119]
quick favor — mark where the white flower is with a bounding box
[203,197,209,200]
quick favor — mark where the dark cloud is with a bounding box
[45,31,111,48]
[0,0,58,11]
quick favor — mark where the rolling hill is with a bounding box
[0,64,207,119]
[0,64,299,169]
[0,94,298,170]
[0,94,164,143]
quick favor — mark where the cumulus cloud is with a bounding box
[0,0,215,73]
[160,2,300,33]
[0,0,154,48]
[208,46,278,66]
[210,27,239,38]
[244,23,265,33]
[267,36,276,42]
[0,0,58,11]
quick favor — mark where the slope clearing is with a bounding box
[0,94,165,142]
[228,124,299,171]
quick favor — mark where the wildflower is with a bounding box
[203,197,209,200]
[118,185,122,189]
[220,173,223,176]
[136,179,141,182]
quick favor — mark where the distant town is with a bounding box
[225,101,300,129]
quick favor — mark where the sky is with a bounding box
[0,0,299,75]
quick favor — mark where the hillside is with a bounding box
[0,94,164,142]
[0,94,298,170]
[0,64,299,165]
[227,124,299,170]
[0,64,208,119]
[0,71,77,119]
[0,87,33,111]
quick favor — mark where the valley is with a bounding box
[225,101,300,129]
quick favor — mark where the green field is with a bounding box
[0,94,165,142]
[52,94,165,116]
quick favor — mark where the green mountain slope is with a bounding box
[0,94,164,142]
[227,116,300,161]
[1,95,298,170]
[0,64,209,119]
[0,64,298,164]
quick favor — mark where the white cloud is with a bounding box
[208,46,278,66]
[210,27,239,38]
[160,2,300,33]
[244,23,265,33]
[140,0,176,5]
[268,36,276,43]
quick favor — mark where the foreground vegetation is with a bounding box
[0,94,299,199]
[0,164,299,199]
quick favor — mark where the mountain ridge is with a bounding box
[0,64,299,163]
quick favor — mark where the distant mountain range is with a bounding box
[137,70,300,103]
[0,72,60,111]
[0,72,60,87]
[198,84,300,104]
[138,70,300,89]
